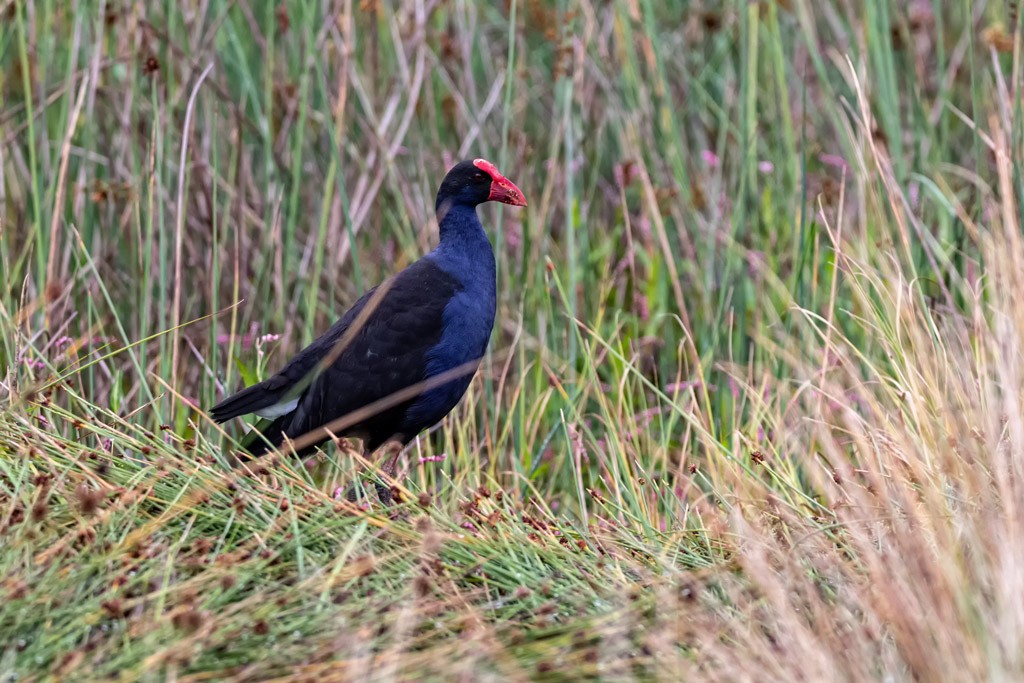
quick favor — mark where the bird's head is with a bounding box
[436,158,527,212]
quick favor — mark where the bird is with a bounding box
[208,158,527,501]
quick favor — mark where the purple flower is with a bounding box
[727,376,740,400]
[634,292,650,321]
[818,153,848,170]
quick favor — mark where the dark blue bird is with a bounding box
[209,159,526,499]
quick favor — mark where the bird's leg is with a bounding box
[382,442,402,477]
[343,481,366,503]
[374,441,404,505]
[343,448,374,503]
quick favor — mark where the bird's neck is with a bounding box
[431,202,495,284]
[435,201,483,242]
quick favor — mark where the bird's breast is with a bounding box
[422,245,496,376]
[431,288,495,370]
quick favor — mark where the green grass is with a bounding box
[3,1,1024,680]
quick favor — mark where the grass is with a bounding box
[2,0,1024,680]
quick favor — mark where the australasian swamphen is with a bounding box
[209,159,526,500]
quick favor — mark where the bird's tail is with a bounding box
[209,380,285,423]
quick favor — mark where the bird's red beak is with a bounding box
[474,158,527,207]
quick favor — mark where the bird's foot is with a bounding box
[338,480,369,504]
[375,481,395,505]
[337,479,396,506]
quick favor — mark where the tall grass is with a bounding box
[2,1,1024,680]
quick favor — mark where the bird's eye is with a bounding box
[475,173,486,180]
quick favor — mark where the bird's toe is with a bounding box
[375,482,394,505]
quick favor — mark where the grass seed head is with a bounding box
[74,483,104,515]
[142,55,159,75]
[172,607,205,632]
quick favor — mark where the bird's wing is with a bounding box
[209,258,461,428]
[283,258,463,440]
